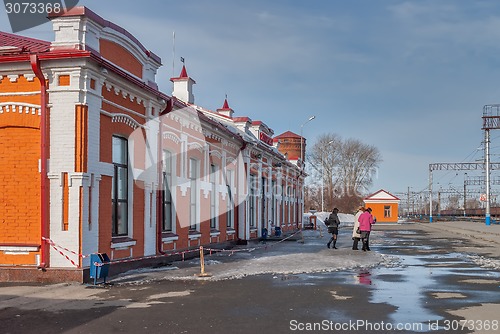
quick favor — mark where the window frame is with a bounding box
[384,205,391,218]
[112,135,129,237]
[189,158,199,231]
[226,169,234,229]
[210,163,218,230]
[162,150,173,232]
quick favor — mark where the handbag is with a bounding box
[356,227,360,234]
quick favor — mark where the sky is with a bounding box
[3,0,500,198]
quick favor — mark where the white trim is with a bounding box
[162,235,179,243]
[101,98,146,120]
[0,246,39,252]
[0,91,40,96]
[110,240,137,249]
[188,233,202,240]
[101,110,144,129]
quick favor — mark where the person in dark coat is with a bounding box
[326,208,341,249]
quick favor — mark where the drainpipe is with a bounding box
[30,54,48,268]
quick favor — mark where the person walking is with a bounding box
[326,208,341,249]
[365,208,376,251]
[358,207,374,251]
[352,206,365,250]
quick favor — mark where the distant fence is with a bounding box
[440,207,500,218]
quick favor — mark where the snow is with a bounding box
[113,227,390,285]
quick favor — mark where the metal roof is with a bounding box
[0,31,50,54]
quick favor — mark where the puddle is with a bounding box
[346,250,500,328]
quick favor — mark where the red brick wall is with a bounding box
[0,127,41,264]
[0,76,42,265]
[100,39,143,79]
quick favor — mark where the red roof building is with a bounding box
[364,189,401,223]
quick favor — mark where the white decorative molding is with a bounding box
[162,235,179,243]
[209,150,222,159]
[102,98,146,120]
[0,102,40,115]
[188,233,202,240]
[23,73,36,82]
[7,75,19,83]
[188,142,204,153]
[0,91,40,96]
[163,131,181,144]
[0,246,39,253]
[111,240,137,249]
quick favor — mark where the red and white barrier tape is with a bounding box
[42,237,91,258]
[44,229,302,267]
[49,244,79,267]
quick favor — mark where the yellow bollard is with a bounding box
[196,246,212,277]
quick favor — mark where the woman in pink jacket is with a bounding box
[358,207,374,251]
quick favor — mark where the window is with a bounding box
[287,186,291,224]
[189,158,199,230]
[112,136,128,236]
[271,179,276,225]
[261,177,266,226]
[281,184,285,225]
[226,169,234,228]
[384,205,391,218]
[249,174,256,228]
[210,164,218,229]
[162,150,173,232]
[293,188,296,222]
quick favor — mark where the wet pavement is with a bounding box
[2,223,500,333]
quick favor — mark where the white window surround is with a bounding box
[162,235,179,243]
[188,233,202,240]
[110,240,137,249]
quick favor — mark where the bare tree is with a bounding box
[307,134,341,211]
[446,195,460,210]
[336,138,382,197]
[306,133,382,213]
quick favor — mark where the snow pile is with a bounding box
[306,212,355,227]
[164,249,384,281]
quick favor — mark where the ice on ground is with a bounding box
[467,254,500,270]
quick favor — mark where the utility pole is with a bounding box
[463,172,467,217]
[407,186,410,217]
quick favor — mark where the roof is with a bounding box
[0,31,50,54]
[273,131,302,140]
[364,189,400,202]
[219,98,231,110]
[170,65,196,83]
[233,116,251,123]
